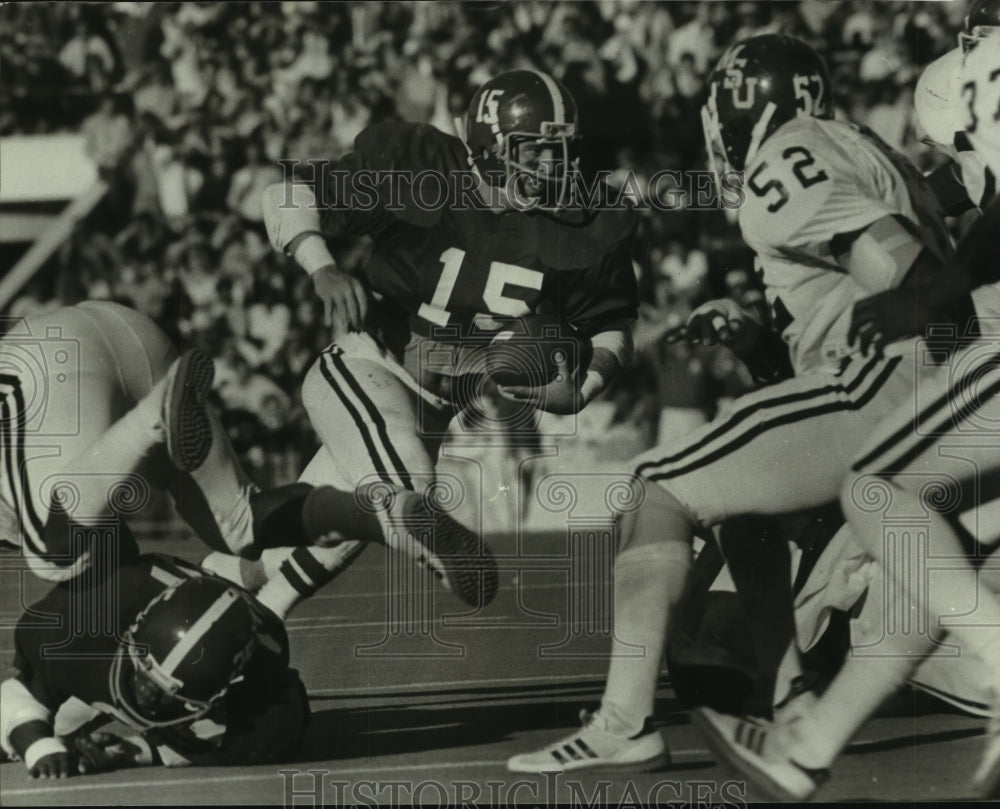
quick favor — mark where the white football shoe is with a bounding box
[693,707,829,801]
[507,709,669,774]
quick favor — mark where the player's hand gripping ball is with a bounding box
[485,314,590,388]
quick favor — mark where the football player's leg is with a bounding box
[845,347,1000,676]
[1,304,173,579]
[615,361,910,704]
[253,347,447,619]
[86,302,259,557]
[509,357,914,773]
[841,351,1000,794]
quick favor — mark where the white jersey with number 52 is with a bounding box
[739,116,952,375]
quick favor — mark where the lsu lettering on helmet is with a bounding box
[702,34,833,174]
[960,0,1000,53]
[112,577,262,729]
[463,69,580,207]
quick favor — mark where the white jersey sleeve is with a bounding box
[738,116,952,374]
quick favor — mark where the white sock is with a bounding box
[256,542,366,619]
[600,541,691,736]
[789,651,920,768]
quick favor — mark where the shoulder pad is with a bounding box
[354,121,467,175]
[739,118,837,248]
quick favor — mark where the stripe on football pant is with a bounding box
[856,360,1000,478]
[637,356,898,483]
[160,588,241,677]
[317,348,413,490]
[326,348,414,490]
[851,350,1000,473]
[0,375,46,556]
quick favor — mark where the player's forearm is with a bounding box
[837,215,927,294]
[1,678,59,765]
[579,329,633,405]
[261,182,337,275]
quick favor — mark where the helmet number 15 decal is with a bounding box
[747,146,830,212]
[419,247,543,326]
[477,89,505,125]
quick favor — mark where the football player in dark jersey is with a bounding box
[1,557,307,777]
[253,69,638,617]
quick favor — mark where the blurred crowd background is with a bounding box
[0,0,969,491]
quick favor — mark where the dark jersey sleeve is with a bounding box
[210,668,310,765]
[315,121,467,240]
[12,591,71,712]
[545,233,639,336]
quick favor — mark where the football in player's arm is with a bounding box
[0,555,309,778]
[261,92,637,416]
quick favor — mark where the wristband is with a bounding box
[291,234,337,275]
[579,370,606,404]
[24,737,67,770]
[284,230,326,258]
[123,735,155,766]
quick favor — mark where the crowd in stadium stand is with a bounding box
[0,1,968,485]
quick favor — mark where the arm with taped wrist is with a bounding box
[579,328,634,405]
[261,182,337,276]
[1,677,65,769]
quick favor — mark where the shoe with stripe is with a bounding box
[692,707,828,801]
[162,349,215,473]
[507,710,668,774]
[370,484,499,609]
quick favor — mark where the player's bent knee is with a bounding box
[839,471,895,557]
[618,478,697,554]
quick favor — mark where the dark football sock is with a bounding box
[300,485,387,544]
[249,484,314,550]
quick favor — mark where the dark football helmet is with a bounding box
[961,0,1000,52]
[463,69,580,207]
[114,576,262,729]
[702,34,833,173]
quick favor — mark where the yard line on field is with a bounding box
[305,671,620,696]
[285,616,531,632]
[307,578,578,602]
[0,748,715,798]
